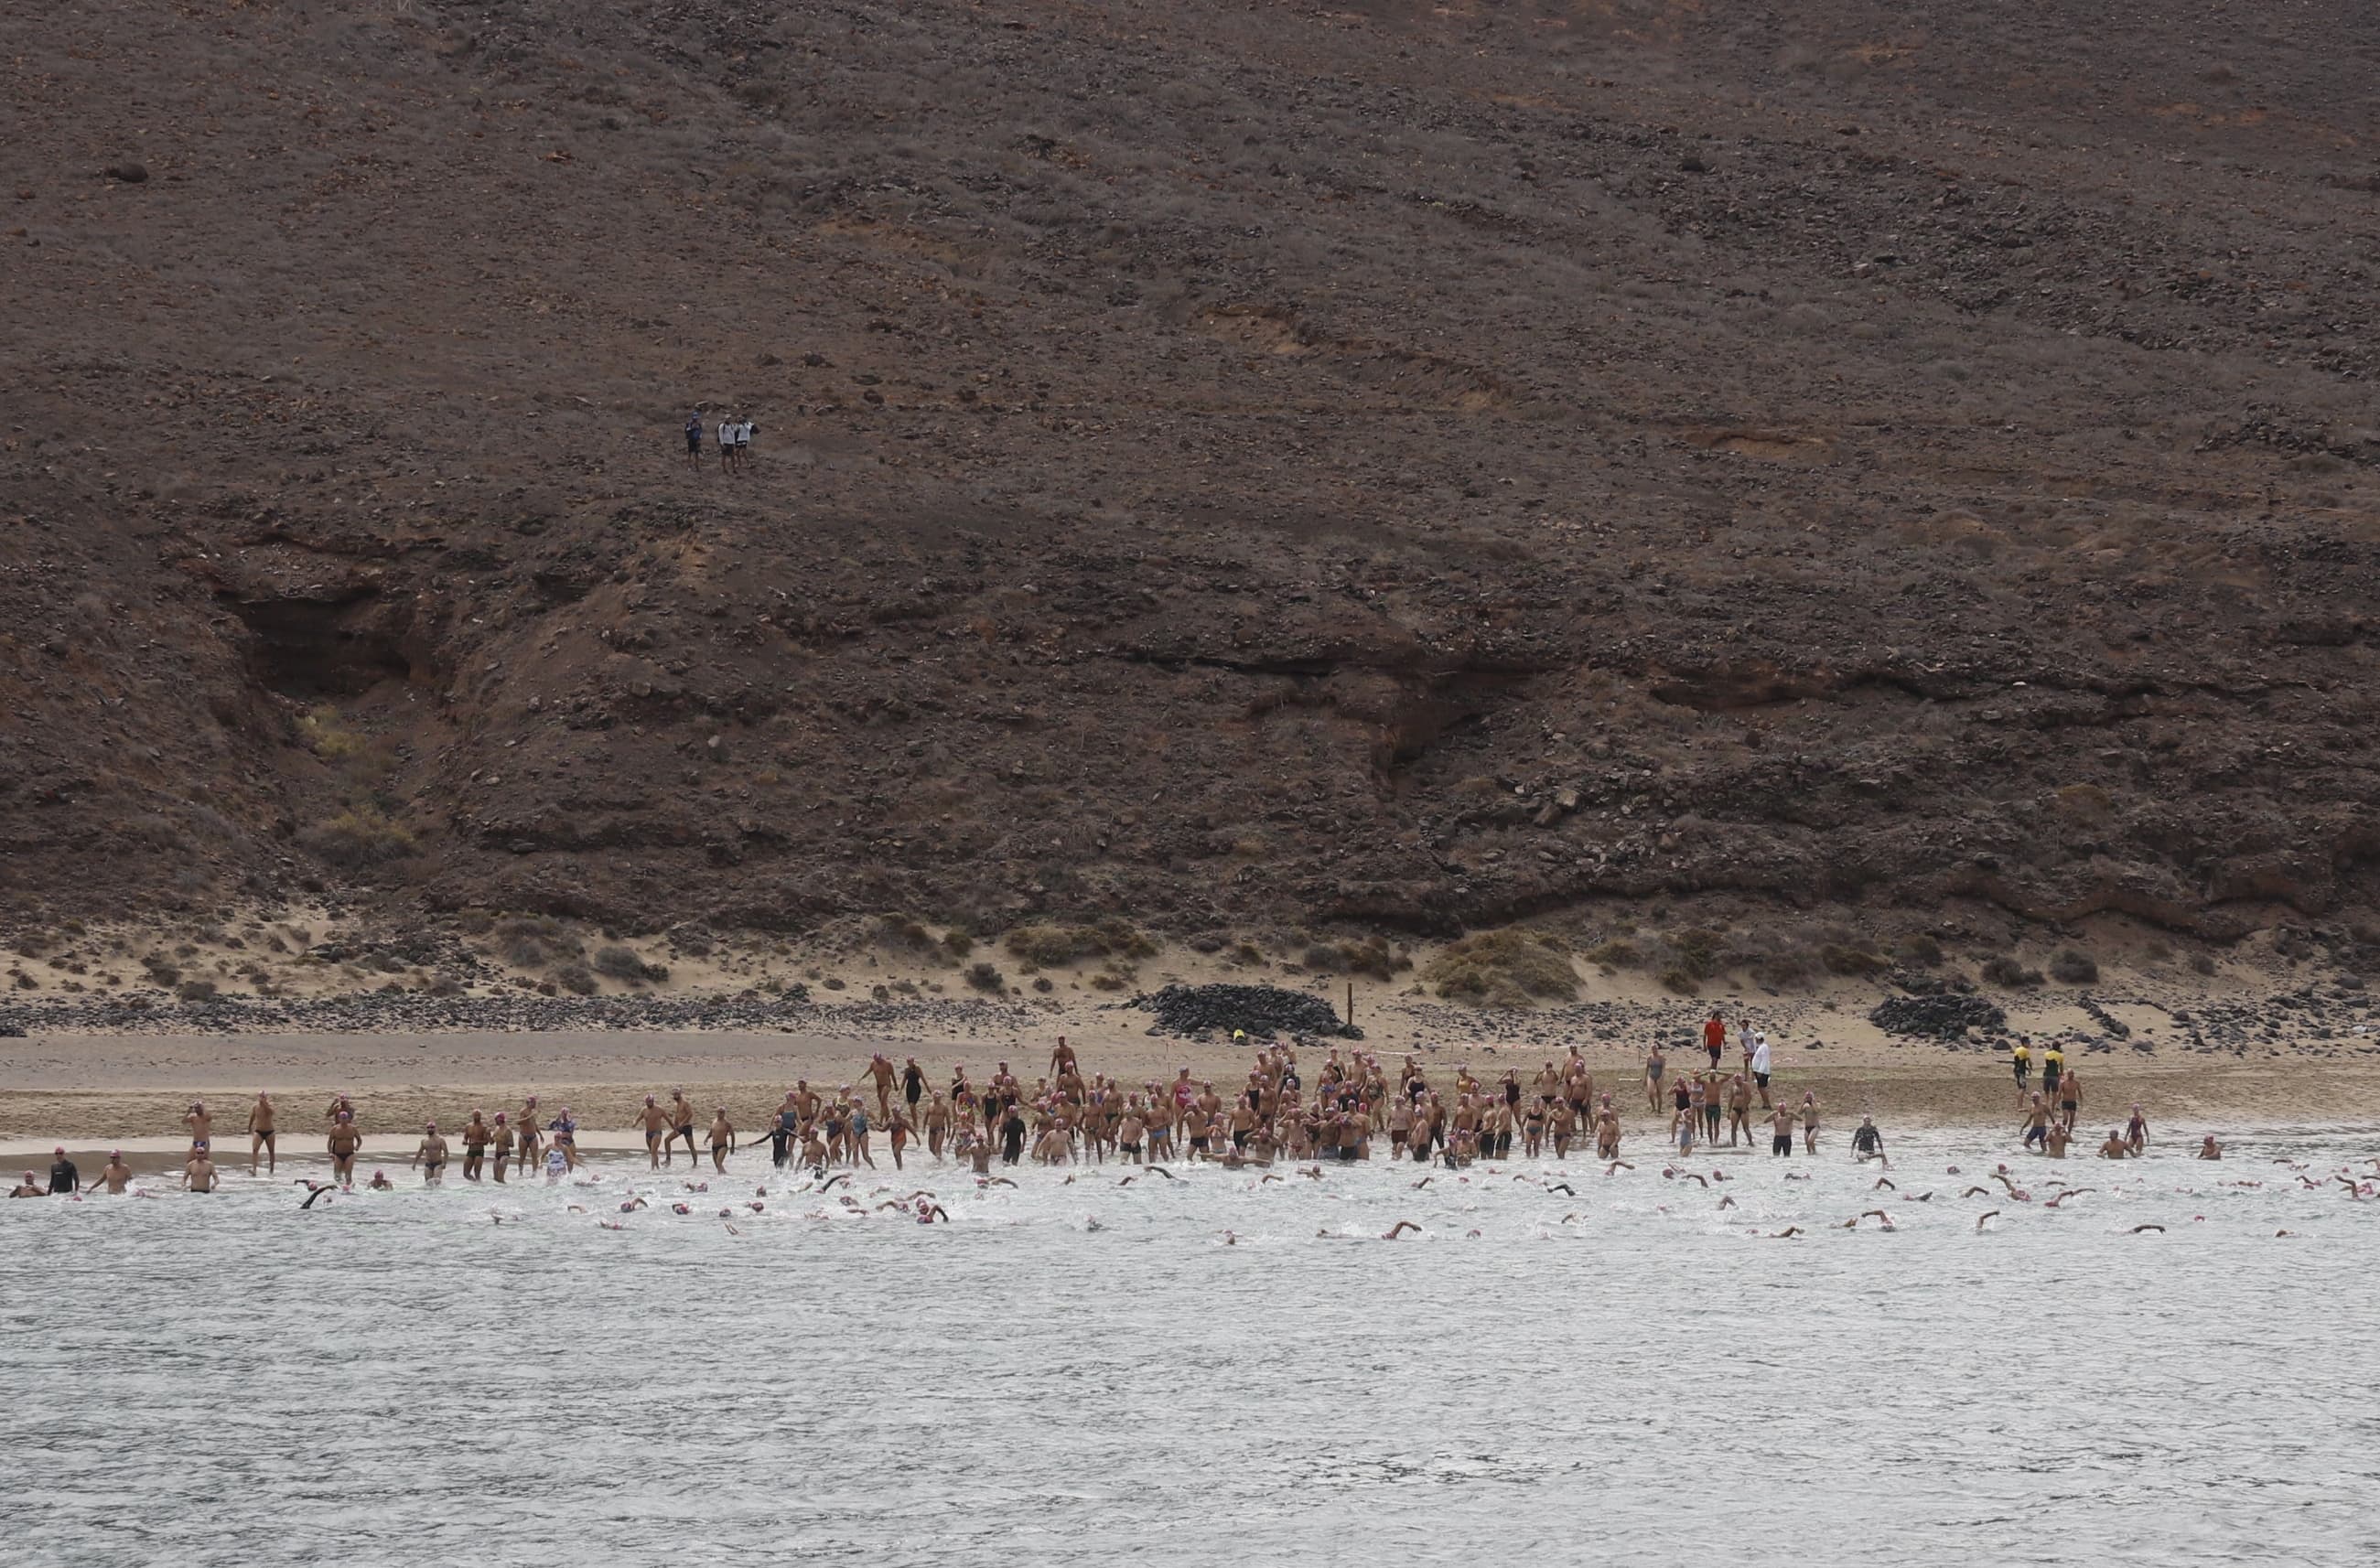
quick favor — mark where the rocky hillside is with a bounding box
[5,0,2378,950]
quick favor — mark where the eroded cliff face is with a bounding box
[5,0,2377,944]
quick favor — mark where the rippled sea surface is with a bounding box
[5,1125,2379,1566]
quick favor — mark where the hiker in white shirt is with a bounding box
[718,417,738,470]
[1750,1032,1773,1109]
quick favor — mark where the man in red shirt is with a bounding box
[1702,1010,1727,1069]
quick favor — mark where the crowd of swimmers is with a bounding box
[3,1019,2310,1206]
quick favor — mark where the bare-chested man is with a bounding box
[2196,1134,2224,1160]
[1769,1103,1795,1157]
[2097,1129,2136,1160]
[866,1054,899,1122]
[515,1096,544,1176]
[94,1151,133,1193]
[413,1122,449,1184]
[184,1149,219,1192]
[635,1095,672,1170]
[489,1112,513,1184]
[1726,1075,1754,1147]
[460,1110,491,1181]
[9,1172,44,1197]
[327,1111,361,1186]
[709,1106,736,1173]
[1800,1091,1823,1154]
[667,1090,699,1167]
[2020,1094,2052,1153]
[247,1092,277,1176]
[183,1100,213,1155]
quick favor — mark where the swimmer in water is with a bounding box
[1976,1210,2000,1231]
[2197,1135,2223,1161]
[368,1169,394,1190]
[1851,1115,1888,1167]
[94,1152,133,1194]
[1382,1220,1423,1240]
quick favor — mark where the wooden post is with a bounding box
[1346,981,1355,1027]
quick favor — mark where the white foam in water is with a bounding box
[4,1124,2376,1564]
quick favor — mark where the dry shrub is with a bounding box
[965,961,1007,993]
[872,913,945,961]
[1299,938,1400,980]
[1583,940,1641,969]
[1003,918,1158,968]
[493,915,581,969]
[298,810,416,870]
[1665,927,1727,982]
[2049,948,2099,984]
[554,962,598,995]
[1981,955,2044,988]
[1821,943,1890,977]
[1898,933,1944,967]
[1424,929,1578,1007]
[595,944,667,983]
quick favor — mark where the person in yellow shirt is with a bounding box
[2042,1045,2065,1100]
[2011,1038,2032,1100]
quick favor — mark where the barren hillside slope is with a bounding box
[5,0,2380,950]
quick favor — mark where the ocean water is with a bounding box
[3,1126,2376,1567]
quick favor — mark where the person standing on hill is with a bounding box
[717,414,738,471]
[735,416,755,468]
[1702,1010,1727,1070]
[684,412,705,467]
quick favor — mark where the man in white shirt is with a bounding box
[1750,1031,1772,1108]
[735,418,755,466]
[717,417,738,471]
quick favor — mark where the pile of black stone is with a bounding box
[1136,983,1361,1040]
[1868,993,2007,1042]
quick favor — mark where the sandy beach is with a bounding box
[7,1012,2376,1153]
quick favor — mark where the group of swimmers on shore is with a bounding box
[5,1022,2233,1202]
